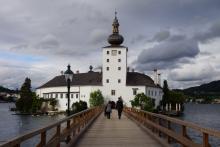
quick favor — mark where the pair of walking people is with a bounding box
[105,97,123,119]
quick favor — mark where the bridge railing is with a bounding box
[124,107,220,147]
[0,107,103,147]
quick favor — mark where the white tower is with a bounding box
[102,12,128,101]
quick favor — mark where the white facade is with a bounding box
[36,15,163,111]
[36,46,163,111]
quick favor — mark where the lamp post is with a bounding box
[64,64,74,116]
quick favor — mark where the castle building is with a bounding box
[36,14,163,111]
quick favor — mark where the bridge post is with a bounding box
[203,133,209,147]
[66,120,71,143]
[181,125,187,147]
[56,124,61,147]
[39,131,46,147]
[158,118,162,137]
[167,120,171,144]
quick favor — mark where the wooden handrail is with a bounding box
[0,107,103,147]
[124,107,220,147]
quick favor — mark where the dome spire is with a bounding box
[108,11,124,46]
[112,11,119,34]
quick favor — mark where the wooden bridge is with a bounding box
[1,107,220,147]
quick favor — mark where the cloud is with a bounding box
[89,29,108,44]
[194,22,220,43]
[169,63,219,82]
[36,34,60,50]
[150,30,170,42]
[135,36,199,71]
[0,0,220,89]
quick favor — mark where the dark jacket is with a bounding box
[116,100,123,111]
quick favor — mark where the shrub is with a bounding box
[71,100,88,114]
[130,93,154,112]
[89,90,104,107]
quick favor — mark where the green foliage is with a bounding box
[161,80,185,106]
[71,100,88,114]
[89,90,104,107]
[49,98,57,108]
[16,78,33,113]
[31,94,43,113]
[16,78,57,113]
[130,93,154,112]
[201,97,213,104]
[169,91,185,104]
[162,80,170,105]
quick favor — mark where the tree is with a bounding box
[162,80,170,107]
[71,100,88,114]
[49,98,58,110]
[31,94,43,113]
[169,91,185,104]
[89,90,104,107]
[16,78,33,113]
[130,93,154,112]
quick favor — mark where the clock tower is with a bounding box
[102,12,128,101]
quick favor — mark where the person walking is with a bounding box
[105,101,112,119]
[116,97,123,119]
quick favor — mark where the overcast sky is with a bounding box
[0,0,220,89]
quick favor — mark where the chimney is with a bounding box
[76,70,79,74]
[61,71,64,75]
[127,67,130,72]
[132,68,135,72]
[153,69,158,84]
[158,73,161,86]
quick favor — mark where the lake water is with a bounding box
[0,103,66,146]
[0,103,220,146]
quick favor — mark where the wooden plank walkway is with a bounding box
[74,110,163,147]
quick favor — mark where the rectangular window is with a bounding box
[148,90,150,96]
[118,67,121,70]
[106,79,109,83]
[118,59,121,62]
[118,51,121,54]
[118,79,121,83]
[133,88,138,95]
[71,94,74,98]
[60,93,63,98]
[107,59,109,62]
[155,91,157,96]
[111,50,117,56]
[66,94,68,98]
[106,67,109,71]
[111,90,116,96]
[55,93,58,98]
[107,51,109,54]
[76,94,78,99]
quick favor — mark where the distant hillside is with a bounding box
[0,86,15,93]
[175,80,220,98]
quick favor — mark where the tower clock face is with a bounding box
[111,50,117,56]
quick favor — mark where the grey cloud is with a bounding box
[89,29,108,44]
[131,35,146,44]
[35,34,60,50]
[137,39,199,63]
[194,22,220,43]
[150,31,170,42]
[168,64,219,82]
[135,32,199,71]
[0,0,220,89]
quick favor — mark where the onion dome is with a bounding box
[108,12,124,46]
